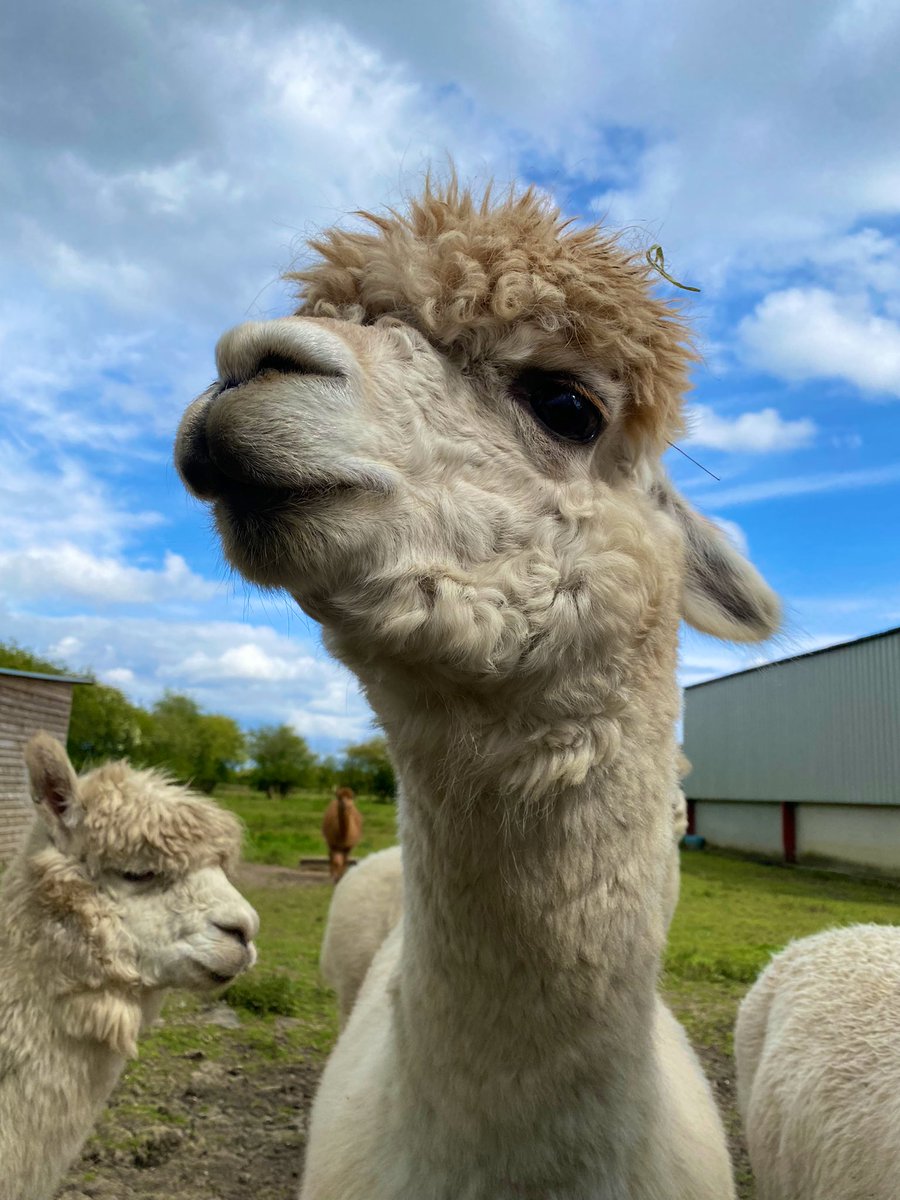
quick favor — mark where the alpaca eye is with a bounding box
[513,370,606,444]
[118,870,158,884]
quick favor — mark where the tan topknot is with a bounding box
[78,760,243,876]
[288,176,695,449]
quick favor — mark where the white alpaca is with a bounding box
[320,845,404,1027]
[0,734,259,1200]
[325,751,688,1031]
[735,923,900,1200]
[176,179,780,1200]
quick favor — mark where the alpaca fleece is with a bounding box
[0,735,257,1200]
[735,924,900,1200]
[175,175,782,1199]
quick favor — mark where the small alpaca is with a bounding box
[0,734,259,1200]
[321,786,362,881]
[735,923,900,1200]
[324,755,689,1030]
[176,177,781,1199]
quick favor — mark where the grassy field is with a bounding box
[61,791,899,1199]
[214,784,399,865]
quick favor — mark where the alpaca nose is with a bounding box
[214,920,249,946]
[175,317,361,500]
[212,899,259,947]
[214,317,355,390]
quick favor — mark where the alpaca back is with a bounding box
[320,845,404,1024]
[735,924,900,1200]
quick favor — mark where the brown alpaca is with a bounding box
[322,787,362,881]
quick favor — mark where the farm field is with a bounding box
[58,791,899,1200]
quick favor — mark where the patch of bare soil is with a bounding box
[60,1040,751,1200]
[233,861,330,889]
[58,1039,320,1200]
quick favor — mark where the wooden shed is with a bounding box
[0,667,91,863]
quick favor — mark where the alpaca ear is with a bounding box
[24,732,81,838]
[652,476,781,643]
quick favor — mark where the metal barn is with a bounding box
[683,626,900,875]
[0,667,90,864]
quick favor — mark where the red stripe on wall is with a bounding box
[781,801,797,865]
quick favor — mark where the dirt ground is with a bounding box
[60,1052,319,1200]
[57,864,753,1200]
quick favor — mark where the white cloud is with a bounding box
[0,545,216,606]
[739,288,900,398]
[711,518,749,558]
[0,603,374,751]
[287,706,374,743]
[101,666,136,686]
[1,0,898,757]
[0,441,163,555]
[691,461,900,509]
[586,4,900,285]
[180,642,322,684]
[686,403,817,452]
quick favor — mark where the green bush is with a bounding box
[223,971,301,1017]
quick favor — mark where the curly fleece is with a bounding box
[288,178,694,451]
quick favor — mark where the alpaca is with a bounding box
[175,178,780,1199]
[326,752,687,1030]
[0,734,259,1200]
[320,844,403,1025]
[734,924,900,1200]
[321,785,363,881]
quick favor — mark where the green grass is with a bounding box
[213,785,399,866]
[79,809,899,1198]
[133,847,899,1090]
[664,850,900,1058]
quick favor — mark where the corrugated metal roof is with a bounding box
[686,624,900,690]
[684,626,900,806]
[0,667,93,685]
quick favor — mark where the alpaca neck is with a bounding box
[0,889,160,1200]
[368,651,677,1138]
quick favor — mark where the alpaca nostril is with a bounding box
[213,921,250,947]
[214,318,354,389]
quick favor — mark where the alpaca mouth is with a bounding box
[177,405,352,516]
[221,476,350,514]
[204,967,237,987]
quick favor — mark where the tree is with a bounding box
[0,641,146,769]
[312,754,341,792]
[143,692,244,792]
[65,681,149,770]
[248,724,315,796]
[340,737,396,800]
[0,642,63,676]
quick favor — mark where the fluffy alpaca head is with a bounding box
[7,735,259,1053]
[176,178,778,711]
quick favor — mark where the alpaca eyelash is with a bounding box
[117,870,158,885]
[510,370,609,417]
[561,377,610,421]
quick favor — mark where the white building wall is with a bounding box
[692,801,783,857]
[797,803,900,874]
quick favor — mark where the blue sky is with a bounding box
[2,0,899,751]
